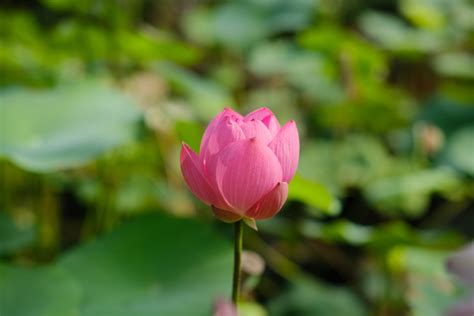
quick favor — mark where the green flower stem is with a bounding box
[232,219,243,305]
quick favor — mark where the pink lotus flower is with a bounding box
[180,107,299,224]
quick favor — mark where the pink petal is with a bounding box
[244,107,274,121]
[262,114,281,137]
[200,108,242,157]
[269,120,299,182]
[212,206,242,223]
[245,182,288,219]
[208,138,282,214]
[240,119,273,144]
[245,107,280,137]
[180,143,217,205]
[201,115,245,166]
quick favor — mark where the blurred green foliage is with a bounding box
[0,0,473,315]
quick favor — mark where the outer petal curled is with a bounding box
[208,138,282,214]
[245,182,288,219]
[180,143,217,205]
[269,120,299,182]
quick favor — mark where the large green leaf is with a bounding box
[444,126,474,175]
[400,0,446,29]
[0,212,35,255]
[213,3,268,50]
[0,81,141,172]
[363,167,462,217]
[59,213,233,316]
[248,41,342,104]
[268,277,366,316]
[0,264,82,316]
[298,136,392,195]
[388,246,465,316]
[288,175,340,216]
[358,11,445,53]
[433,52,474,79]
[156,63,234,121]
[419,98,474,136]
[183,0,315,51]
[300,220,373,245]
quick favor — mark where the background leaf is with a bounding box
[0,212,35,255]
[443,126,474,175]
[268,277,367,316]
[0,81,141,172]
[388,246,465,316]
[288,175,340,216]
[0,264,81,316]
[59,213,233,316]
